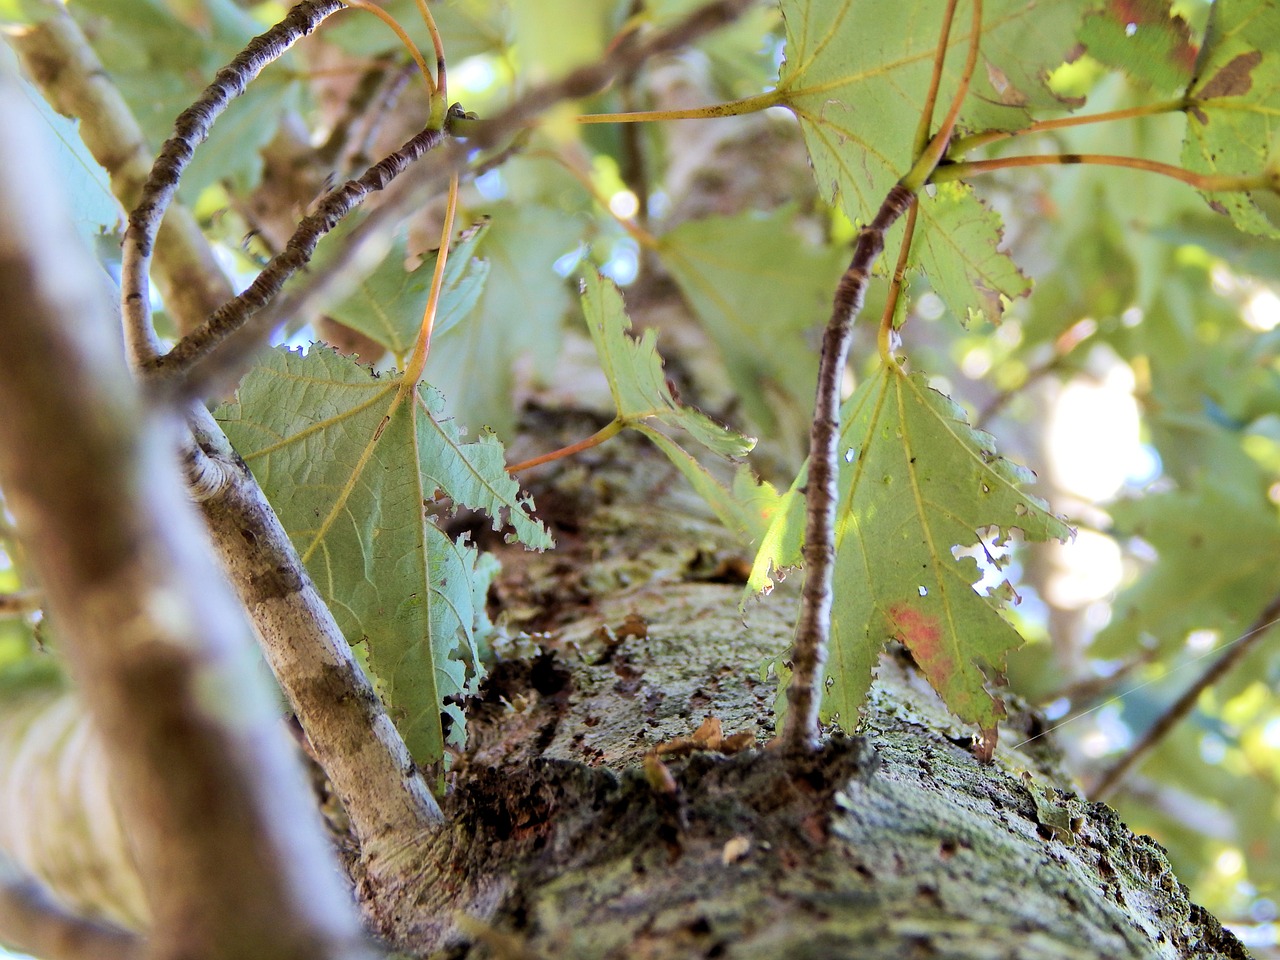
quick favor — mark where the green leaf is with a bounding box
[1078,0,1199,93]
[71,0,298,198]
[775,0,1082,321]
[324,222,490,361]
[751,365,1071,738]
[217,346,551,764]
[581,270,754,458]
[912,183,1031,325]
[635,428,783,550]
[660,206,847,445]
[428,202,582,436]
[1094,484,1280,658]
[1182,0,1280,238]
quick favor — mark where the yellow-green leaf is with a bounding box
[750,365,1071,739]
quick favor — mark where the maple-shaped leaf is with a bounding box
[1181,0,1280,238]
[582,270,755,458]
[217,346,551,765]
[324,222,490,362]
[912,183,1031,325]
[1078,0,1199,93]
[660,206,847,445]
[750,365,1071,742]
[580,272,784,547]
[774,0,1082,322]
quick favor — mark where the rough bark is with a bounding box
[367,430,1250,960]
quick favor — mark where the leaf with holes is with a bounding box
[1182,0,1280,238]
[750,365,1071,751]
[217,346,551,765]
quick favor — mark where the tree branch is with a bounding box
[0,68,372,960]
[120,0,344,367]
[183,405,446,850]
[0,857,141,960]
[9,0,235,334]
[146,121,450,381]
[1090,589,1280,802]
[168,0,758,400]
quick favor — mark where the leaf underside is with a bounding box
[775,0,1083,322]
[218,347,551,765]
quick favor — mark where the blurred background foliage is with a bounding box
[1,0,1279,953]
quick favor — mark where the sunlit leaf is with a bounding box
[217,346,551,764]
[751,364,1071,739]
[1078,0,1199,93]
[1182,0,1280,238]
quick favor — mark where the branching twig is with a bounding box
[0,75,372,960]
[146,121,451,381]
[169,0,758,400]
[120,0,345,367]
[1090,591,1280,802]
[0,858,140,960]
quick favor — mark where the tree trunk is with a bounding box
[346,428,1251,959]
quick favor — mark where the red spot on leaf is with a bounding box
[886,601,949,687]
[1198,50,1262,101]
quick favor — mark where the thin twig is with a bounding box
[1090,591,1280,802]
[781,184,916,751]
[0,591,41,617]
[933,153,1273,194]
[783,0,983,753]
[169,0,758,401]
[0,859,141,960]
[10,1,234,335]
[145,122,451,381]
[120,0,345,368]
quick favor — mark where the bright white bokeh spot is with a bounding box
[452,55,498,94]
[552,243,587,278]
[1125,21,1138,36]
[1045,530,1123,608]
[1216,848,1245,876]
[608,190,639,219]
[1048,364,1142,501]
[601,239,639,285]
[1244,288,1280,331]
[1262,716,1280,749]
[961,346,992,379]
[1186,629,1220,654]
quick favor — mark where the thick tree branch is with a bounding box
[9,0,234,334]
[0,857,140,960]
[0,70,372,960]
[120,0,344,366]
[183,405,445,846]
[169,0,758,400]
